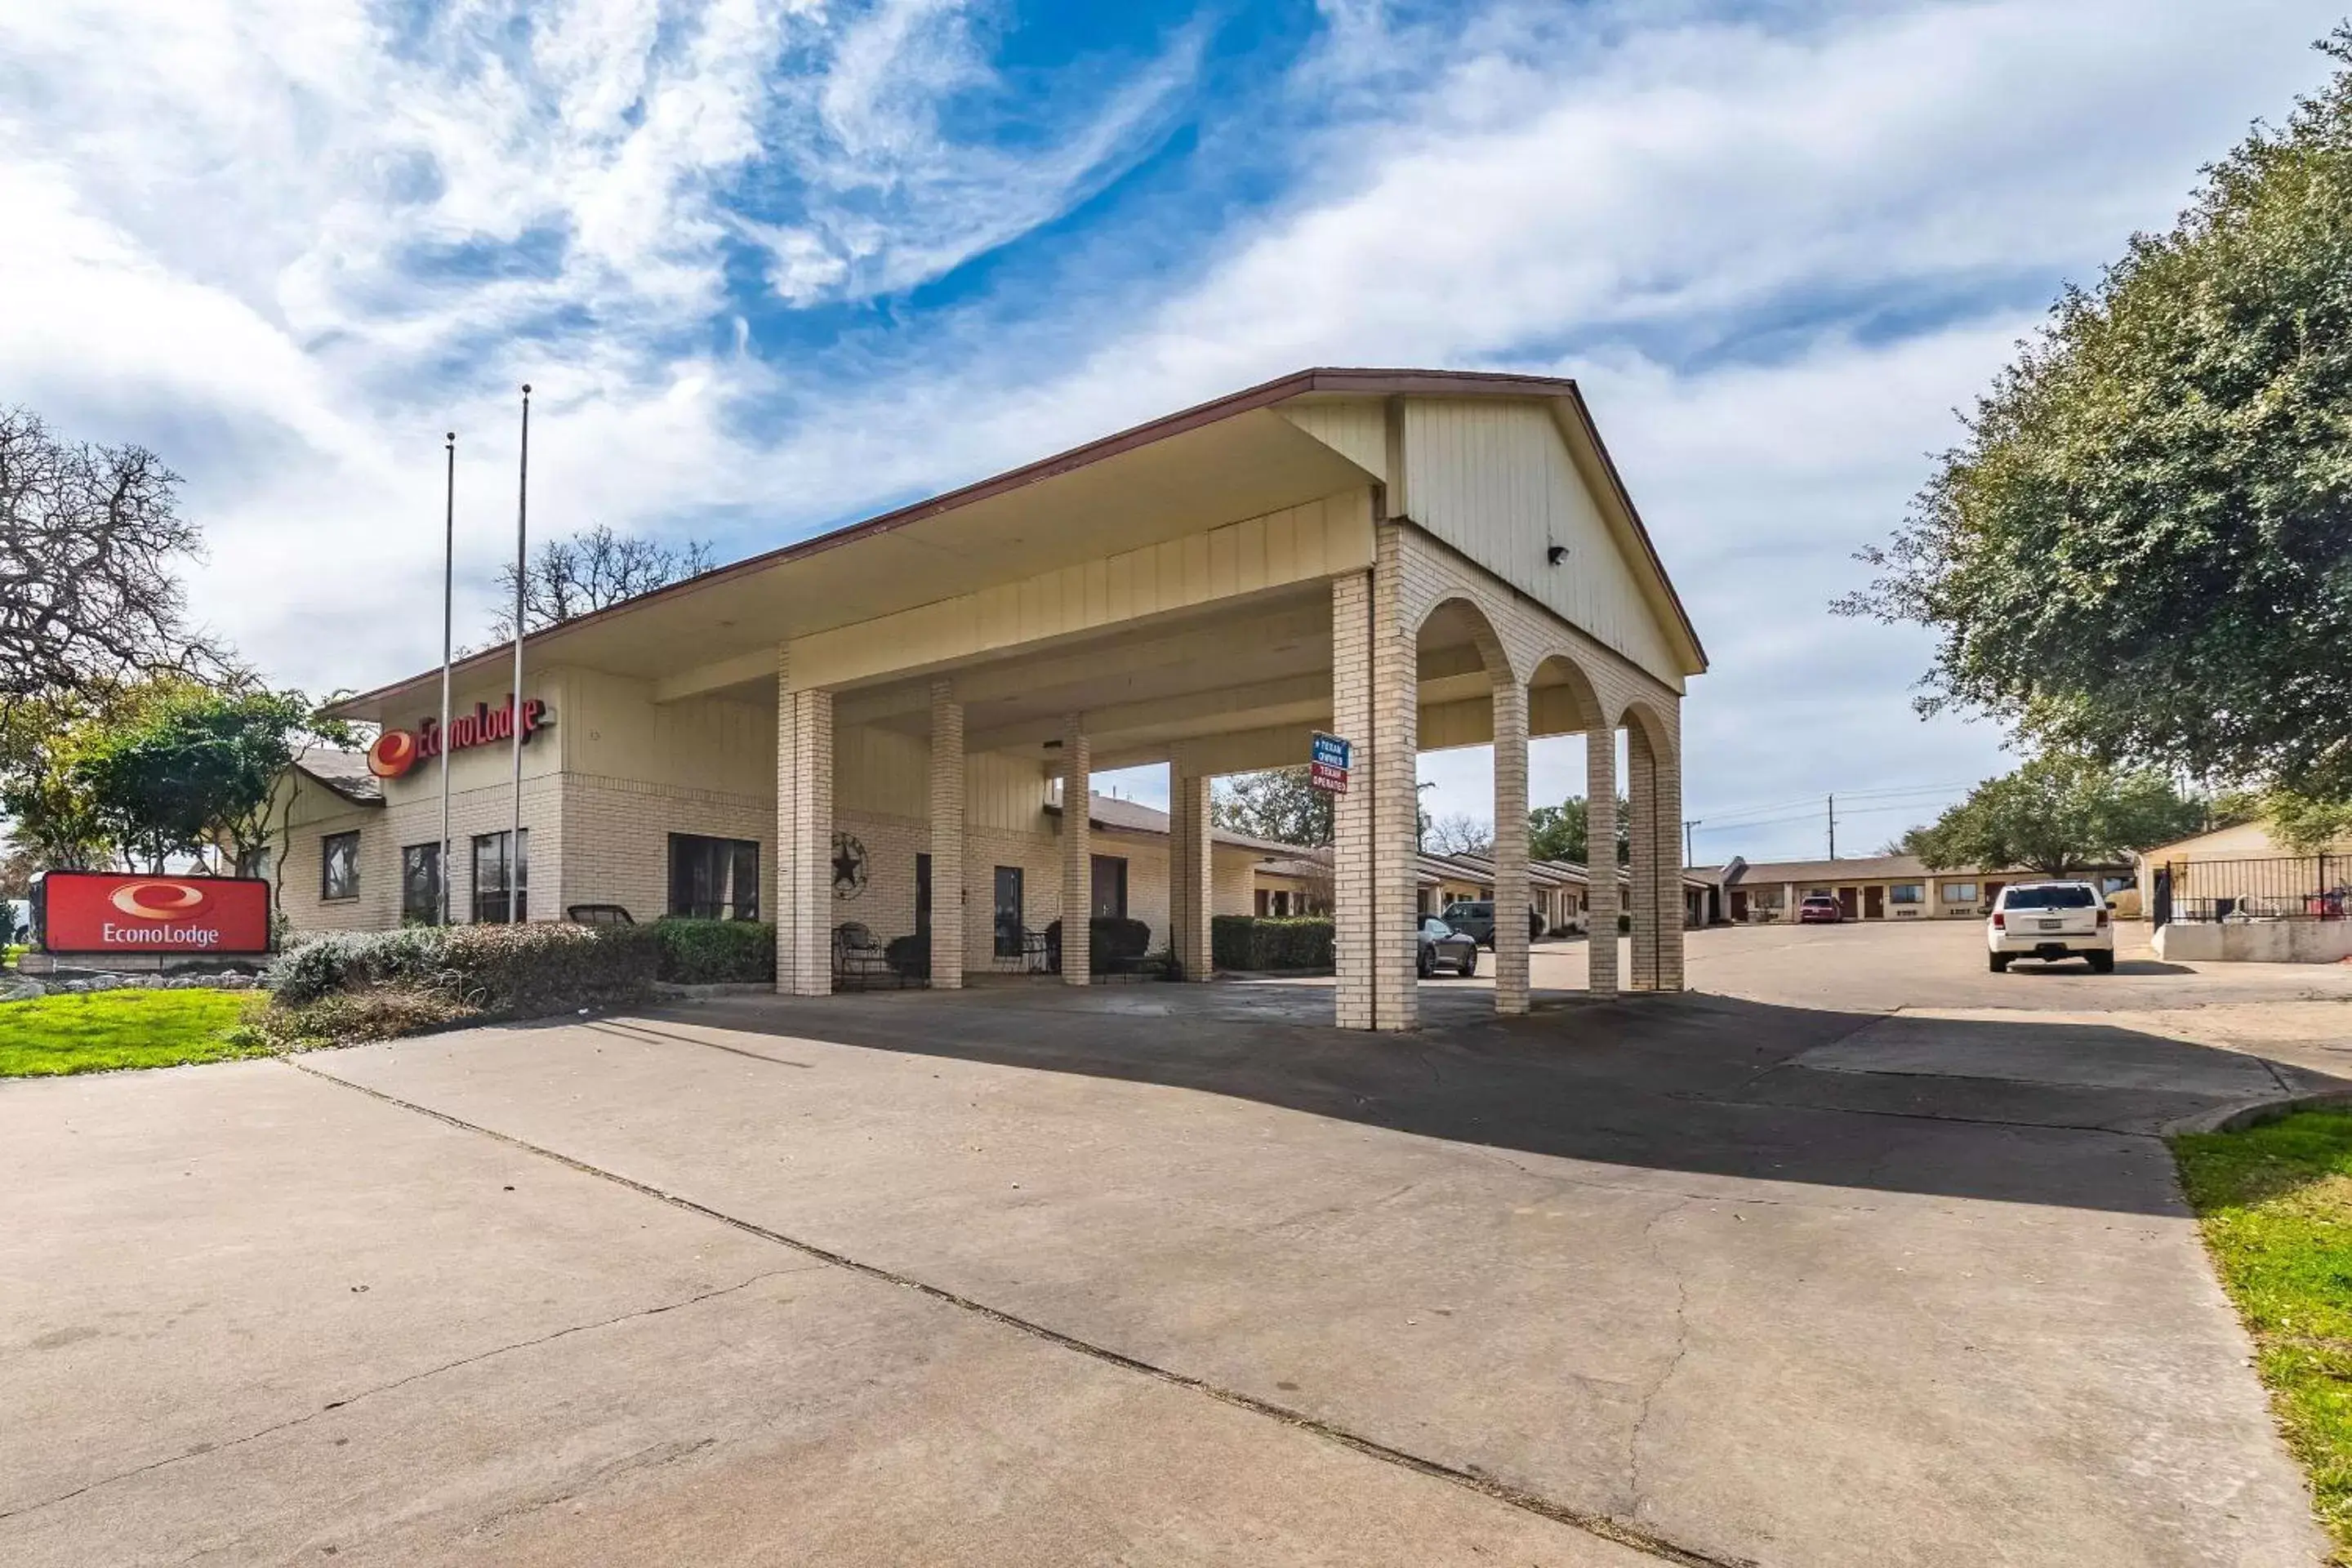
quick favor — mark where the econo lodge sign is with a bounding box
[38,872,273,956]
[368,696,550,780]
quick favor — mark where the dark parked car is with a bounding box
[1796,893,1842,924]
[1439,899,1544,948]
[1418,917,1479,978]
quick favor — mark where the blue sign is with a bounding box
[1311,732,1351,770]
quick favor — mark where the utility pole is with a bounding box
[1684,819,1700,865]
[1827,794,1838,860]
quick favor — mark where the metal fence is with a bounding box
[2152,856,2348,926]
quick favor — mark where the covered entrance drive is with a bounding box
[760,372,1705,1029]
[330,369,1706,1031]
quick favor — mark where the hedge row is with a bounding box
[1210,915,1334,973]
[267,923,661,1014]
[651,918,775,984]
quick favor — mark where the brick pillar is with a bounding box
[1169,760,1214,981]
[1369,524,1419,1031]
[776,661,833,997]
[1331,572,1375,1028]
[1628,719,1660,991]
[1586,728,1619,997]
[929,682,964,990]
[1655,703,1686,991]
[1491,676,1530,1016]
[1059,718,1090,984]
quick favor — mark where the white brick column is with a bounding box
[1628,719,1661,991]
[776,657,833,997]
[1169,760,1214,981]
[1369,525,1419,1031]
[1331,572,1375,1027]
[1586,728,1619,996]
[1491,677,1530,1016]
[929,681,964,990]
[1059,718,1090,984]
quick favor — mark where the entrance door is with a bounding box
[992,866,1024,956]
[1836,886,1859,920]
[1730,889,1748,922]
[1983,880,2005,913]
[1863,884,1885,920]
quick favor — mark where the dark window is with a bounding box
[401,843,443,924]
[1090,854,1128,920]
[320,831,360,902]
[993,866,1024,957]
[667,834,759,920]
[472,829,529,924]
[915,853,933,937]
[2001,884,2096,910]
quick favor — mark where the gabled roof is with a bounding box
[328,366,1700,721]
[292,748,382,806]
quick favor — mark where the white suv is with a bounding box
[1987,881,2115,973]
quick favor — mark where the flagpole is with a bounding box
[439,431,456,927]
[510,385,530,923]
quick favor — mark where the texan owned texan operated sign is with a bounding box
[37,871,273,956]
[1309,731,1351,795]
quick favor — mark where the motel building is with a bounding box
[288,368,1705,1031]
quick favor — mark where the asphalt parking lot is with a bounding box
[7,920,2350,1566]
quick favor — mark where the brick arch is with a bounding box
[1619,696,1677,766]
[1410,590,1518,688]
[1524,648,1610,736]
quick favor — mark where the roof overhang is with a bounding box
[329,367,1703,723]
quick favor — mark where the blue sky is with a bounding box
[2,0,2339,861]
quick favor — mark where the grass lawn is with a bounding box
[0,990,267,1077]
[2176,1110,2352,1561]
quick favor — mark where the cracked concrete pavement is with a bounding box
[5,920,2347,1565]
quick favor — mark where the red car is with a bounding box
[1797,893,1842,924]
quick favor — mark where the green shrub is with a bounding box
[267,927,452,1005]
[1045,916,1155,973]
[265,922,660,1017]
[651,918,776,983]
[1210,915,1334,972]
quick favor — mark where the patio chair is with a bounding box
[832,922,898,990]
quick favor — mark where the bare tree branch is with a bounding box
[488,523,716,639]
[0,407,234,715]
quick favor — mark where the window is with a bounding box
[320,831,360,902]
[1999,884,2097,910]
[401,843,443,925]
[915,853,933,937]
[472,829,529,924]
[1090,854,1128,920]
[237,845,273,881]
[1942,882,1979,904]
[667,834,759,920]
[1890,883,1924,905]
[993,866,1024,956]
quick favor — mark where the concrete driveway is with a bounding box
[6,921,2348,1566]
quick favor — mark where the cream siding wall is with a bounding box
[1400,399,1681,687]
[1279,402,1388,479]
[789,494,1374,692]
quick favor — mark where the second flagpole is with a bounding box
[510,384,529,922]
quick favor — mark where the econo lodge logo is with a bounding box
[368,728,420,779]
[108,880,211,922]
[368,697,550,780]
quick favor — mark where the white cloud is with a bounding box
[2,0,2341,862]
